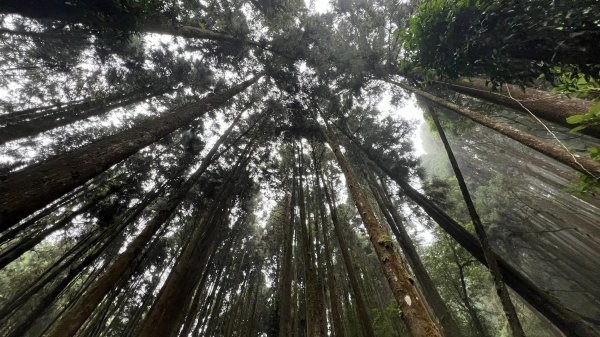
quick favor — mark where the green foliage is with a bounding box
[403,0,600,86]
[371,302,406,337]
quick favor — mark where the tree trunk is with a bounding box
[319,165,376,337]
[42,119,242,337]
[428,106,526,337]
[295,144,327,337]
[437,78,599,138]
[447,239,490,337]
[135,135,256,337]
[278,183,295,337]
[0,87,172,144]
[311,145,346,337]
[340,127,600,337]
[0,74,260,230]
[386,79,600,177]
[178,250,217,337]
[321,121,443,337]
[0,182,121,269]
[366,173,463,337]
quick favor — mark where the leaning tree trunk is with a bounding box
[0,74,261,230]
[386,79,600,177]
[321,121,443,337]
[340,127,600,337]
[42,114,246,337]
[0,87,172,144]
[436,78,600,138]
[365,172,463,337]
[428,106,526,337]
[135,140,256,337]
[319,167,376,337]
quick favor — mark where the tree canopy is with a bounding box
[0,1,599,337]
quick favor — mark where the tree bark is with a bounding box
[386,79,600,177]
[0,88,171,144]
[321,121,443,337]
[340,127,600,337]
[428,106,526,337]
[278,182,295,337]
[437,78,599,138]
[311,145,346,337]
[42,118,243,337]
[319,165,376,337]
[295,143,327,337]
[0,74,260,230]
[366,173,463,337]
[135,133,257,337]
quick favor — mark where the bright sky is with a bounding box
[376,90,427,156]
[305,0,332,13]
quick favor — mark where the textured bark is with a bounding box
[367,174,463,337]
[438,78,599,138]
[341,128,600,337]
[428,106,526,337]
[447,241,490,337]
[135,136,256,337]
[178,250,216,337]
[0,88,170,144]
[322,122,442,337]
[42,121,240,337]
[295,145,327,337]
[386,79,600,177]
[311,147,345,337]
[143,24,241,43]
[278,186,295,337]
[320,167,376,337]
[0,75,260,230]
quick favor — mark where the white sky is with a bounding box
[305,0,332,13]
[376,91,427,156]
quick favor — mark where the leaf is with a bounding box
[570,125,588,133]
[566,114,586,124]
[588,101,600,115]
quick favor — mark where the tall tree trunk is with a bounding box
[365,172,463,337]
[436,78,599,138]
[428,106,526,337]
[0,181,121,269]
[278,181,296,337]
[340,127,600,337]
[42,117,244,337]
[0,194,150,325]
[311,146,346,337]
[319,165,376,337]
[0,87,172,144]
[0,74,261,230]
[321,121,443,337]
[446,238,490,337]
[385,79,600,177]
[295,143,327,337]
[178,250,217,337]
[135,134,257,337]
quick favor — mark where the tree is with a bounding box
[1,2,599,337]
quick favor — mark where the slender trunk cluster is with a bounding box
[321,120,443,337]
[428,106,526,337]
[0,74,261,230]
[340,126,599,337]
